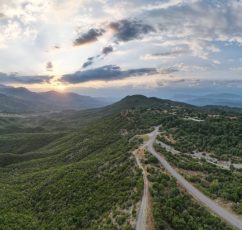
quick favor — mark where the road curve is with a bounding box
[133,149,149,230]
[146,126,242,230]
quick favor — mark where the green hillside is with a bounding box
[0,95,241,229]
[0,95,166,229]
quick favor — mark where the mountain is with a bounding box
[39,91,105,110]
[100,95,193,114]
[0,93,34,113]
[0,85,110,113]
[173,93,242,108]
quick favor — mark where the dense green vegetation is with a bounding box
[0,114,146,229]
[0,96,174,229]
[154,144,242,214]
[0,95,241,229]
[154,103,242,215]
[159,113,242,158]
[144,153,231,229]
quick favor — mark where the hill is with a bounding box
[0,93,34,113]
[0,95,241,229]
[0,85,109,113]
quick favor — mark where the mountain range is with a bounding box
[173,93,242,108]
[1,84,242,114]
[0,85,110,113]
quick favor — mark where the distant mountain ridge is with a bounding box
[173,93,242,108]
[0,85,109,113]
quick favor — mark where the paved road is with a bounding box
[145,126,242,230]
[156,139,180,155]
[133,149,149,230]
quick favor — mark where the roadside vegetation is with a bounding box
[154,144,242,215]
[144,153,232,229]
[158,112,242,159]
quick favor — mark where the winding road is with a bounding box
[144,126,242,230]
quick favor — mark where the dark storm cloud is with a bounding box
[0,73,52,84]
[73,28,106,46]
[102,46,113,55]
[61,65,158,83]
[109,19,155,42]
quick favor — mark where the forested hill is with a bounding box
[0,95,241,229]
[0,95,174,229]
[107,95,193,111]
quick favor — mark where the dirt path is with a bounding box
[133,148,154,230]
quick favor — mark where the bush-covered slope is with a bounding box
[0,95,241,229]
[0,96,169,229]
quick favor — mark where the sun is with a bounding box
[49,75,67,92]
[55,83,66,92]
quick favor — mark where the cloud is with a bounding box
[159,67,178,74]
[46,61,53,71]
[82,46,114,69]
[156,77,202,88]
[0,73,52,84]
[152,49,187,57]
[109,19,155,42]
[1,0,242,88]
[73,28,105,46]
[61,65,158,83]
[82,57,94,68]
[79,19,155,68]
[177,63,208,72]
[140,0,186,11]
[212,60,221,65]
[141,49,188,60]
[142,0,242,60]
[102,46,113,55]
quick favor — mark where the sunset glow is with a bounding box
[0,0,242,97]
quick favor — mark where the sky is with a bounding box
[0,0,242,98]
